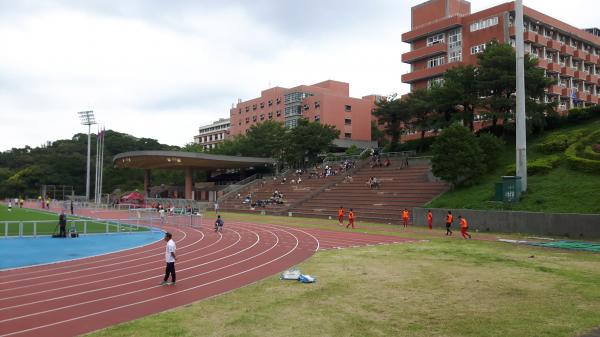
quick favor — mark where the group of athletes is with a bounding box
[337,206,472,239]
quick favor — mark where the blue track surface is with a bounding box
[0,231,164,270]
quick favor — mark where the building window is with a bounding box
[268,111,273,119]
[238,109,241,114]
[245,117,250,124]
[260,114,265,121]
[427,77,445,89]
[260,102,264,108]
[470,16,498,32]
[448,50,462,63]
[252,115,257,122]
[447,28,462,49]
[276,98,281,104]
[470,44,486,55]
[314,101,320,108]
[426,33,445,46]
[344,105,352,112]
[427,55,445,68]
[304,104,310,110]
[344,133,352,139]
[268,100,273,106]
[314,115,320,122]
[344,118,352,125]
[238,121,242,126]
[276,110,281,117]
[245,106,249,112]
[252,104,257,110]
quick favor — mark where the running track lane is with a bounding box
[0,209,414,337]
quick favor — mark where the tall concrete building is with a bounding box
[229,80,380,146]
[193,118,230,150]
[402,0,600,110]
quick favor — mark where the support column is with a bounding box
[185,167,193,200]
[143,169,151,197]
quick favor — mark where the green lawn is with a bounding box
[0,204,147,235]
[87,213,600,337]
[428,121,600,214]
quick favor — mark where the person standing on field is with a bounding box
[427,210,433,230]
[445,211,453,236]
[402,208,410,227]
[459,215,472,239]
[161,232,177,286]
[338,206,345,226]
[346,208,355,229]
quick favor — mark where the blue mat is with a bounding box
[0,231,164,270]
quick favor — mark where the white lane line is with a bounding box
[0,228,229,303]
[0,223,295,330]
[0,226,192,283]
[0,228,202,290]
[3,228,299,337]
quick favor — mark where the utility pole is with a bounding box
[78,111,96,201]
[515,0,528,192]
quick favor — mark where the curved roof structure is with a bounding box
[113,151,275,170]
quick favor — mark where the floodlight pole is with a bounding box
[78,111,96,201]
[515,0,527,192]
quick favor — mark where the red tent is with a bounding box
[121,191,145,202]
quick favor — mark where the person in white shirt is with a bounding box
[7,201,12,212]
[161,232,177,285]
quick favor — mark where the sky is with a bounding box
[0,0,598,151]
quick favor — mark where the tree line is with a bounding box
[373,41,555,152]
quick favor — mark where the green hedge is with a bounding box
[582,145,600,161]
[505,155,562,176]
[565,145,600,173]
[535,130,585,154]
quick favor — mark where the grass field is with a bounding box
[87,212,600,337]
[428,121,600,214]
[0,204,147,235]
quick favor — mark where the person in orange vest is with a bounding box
[338,206,345,226]
[459,215,472,239]
[445,211,453,236]
[402,208,410,228]
[346,208,355,229]
[427,210,433,230]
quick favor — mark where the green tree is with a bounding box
[405,89,440,151]
[433,64,480,130]
[371,121,388,148]
[431,123,485,186]
[372,96,410,151]
[477,133,505,171]
[477,41,555,129]
[285,119,339,166]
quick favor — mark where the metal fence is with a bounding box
[1,218,159,238]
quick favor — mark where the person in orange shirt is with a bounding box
[346,208,355,229]
[459,215,472,239]
[445,211,453,236]
[402,208,410,228]
[338,206,345,226]
[427,210,433,230]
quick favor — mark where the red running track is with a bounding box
[0,209,414,337]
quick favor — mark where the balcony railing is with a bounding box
[401,62,462,83]
[547,62,561,73]
[402,42,447,63]
[561,44,575,55]
[585,53,599,64]
[573,49,588,60]
[585,74,599,84]
[546,85,562,95]
[574,71,587,81]
[561,67,575,77]
[546,39,561,51]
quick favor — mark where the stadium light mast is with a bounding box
[515,0,527,192]
[78,110,96,201]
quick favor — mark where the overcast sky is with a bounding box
[0,0,598,151]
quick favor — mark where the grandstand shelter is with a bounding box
[113,151,275,200]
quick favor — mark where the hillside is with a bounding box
[427,120,600,214]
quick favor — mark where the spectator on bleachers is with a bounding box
[281,177,287,184]
[384,158,391,167]
[344,175,353,183]
[297,177,302,184]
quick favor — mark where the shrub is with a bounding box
[594,144,600,153]
[565,142,600,174]
[582,146,600,161]
[535,130,585,154]
[477,133,505,170]
[505,155,562,176]
[397,137,436,153]
[431,123,485,186]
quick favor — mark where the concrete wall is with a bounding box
[412,207,600,238]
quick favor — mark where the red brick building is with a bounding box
[402,0,600,110]
[229,80,381,145]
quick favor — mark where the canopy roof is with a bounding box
[121,191,144,200]
[113,151,275,170]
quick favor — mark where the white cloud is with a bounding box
[0,0,598,150]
